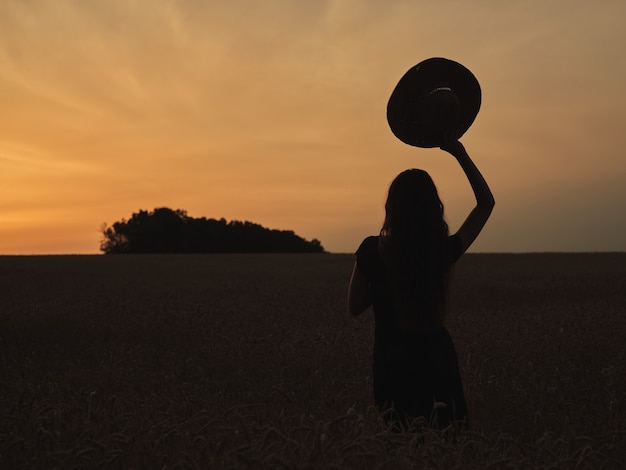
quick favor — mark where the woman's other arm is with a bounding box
[441,140,495,253]
[348,262,371,316]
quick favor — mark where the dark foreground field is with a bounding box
[1,252,625,469]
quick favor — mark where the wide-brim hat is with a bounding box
[387,57,481,148]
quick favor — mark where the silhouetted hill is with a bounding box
[100,207,325,254]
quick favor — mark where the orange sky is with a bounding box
[1,0,625,254]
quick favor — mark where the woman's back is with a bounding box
[355,234,463,339]
[355,233,468,429]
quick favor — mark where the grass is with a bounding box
[0,252,625,468]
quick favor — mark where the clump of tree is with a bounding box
[100,207,325,254]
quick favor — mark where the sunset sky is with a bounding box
[2,0,625,254]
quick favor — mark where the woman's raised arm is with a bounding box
[441,140,495,253]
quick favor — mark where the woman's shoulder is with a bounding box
[355,235,382,275]
[356,234,462,265]
[356,235,380,256]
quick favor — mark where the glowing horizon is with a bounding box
[2,0,626,254]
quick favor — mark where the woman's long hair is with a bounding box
[379,169,451,332]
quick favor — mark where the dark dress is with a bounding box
[355,235,468,429]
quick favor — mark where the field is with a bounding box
[1,252,625,469]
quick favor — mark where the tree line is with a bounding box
[100,207,325,254]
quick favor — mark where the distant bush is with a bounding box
[100,207,325,254]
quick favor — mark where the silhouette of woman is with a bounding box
[348,138,494,429]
